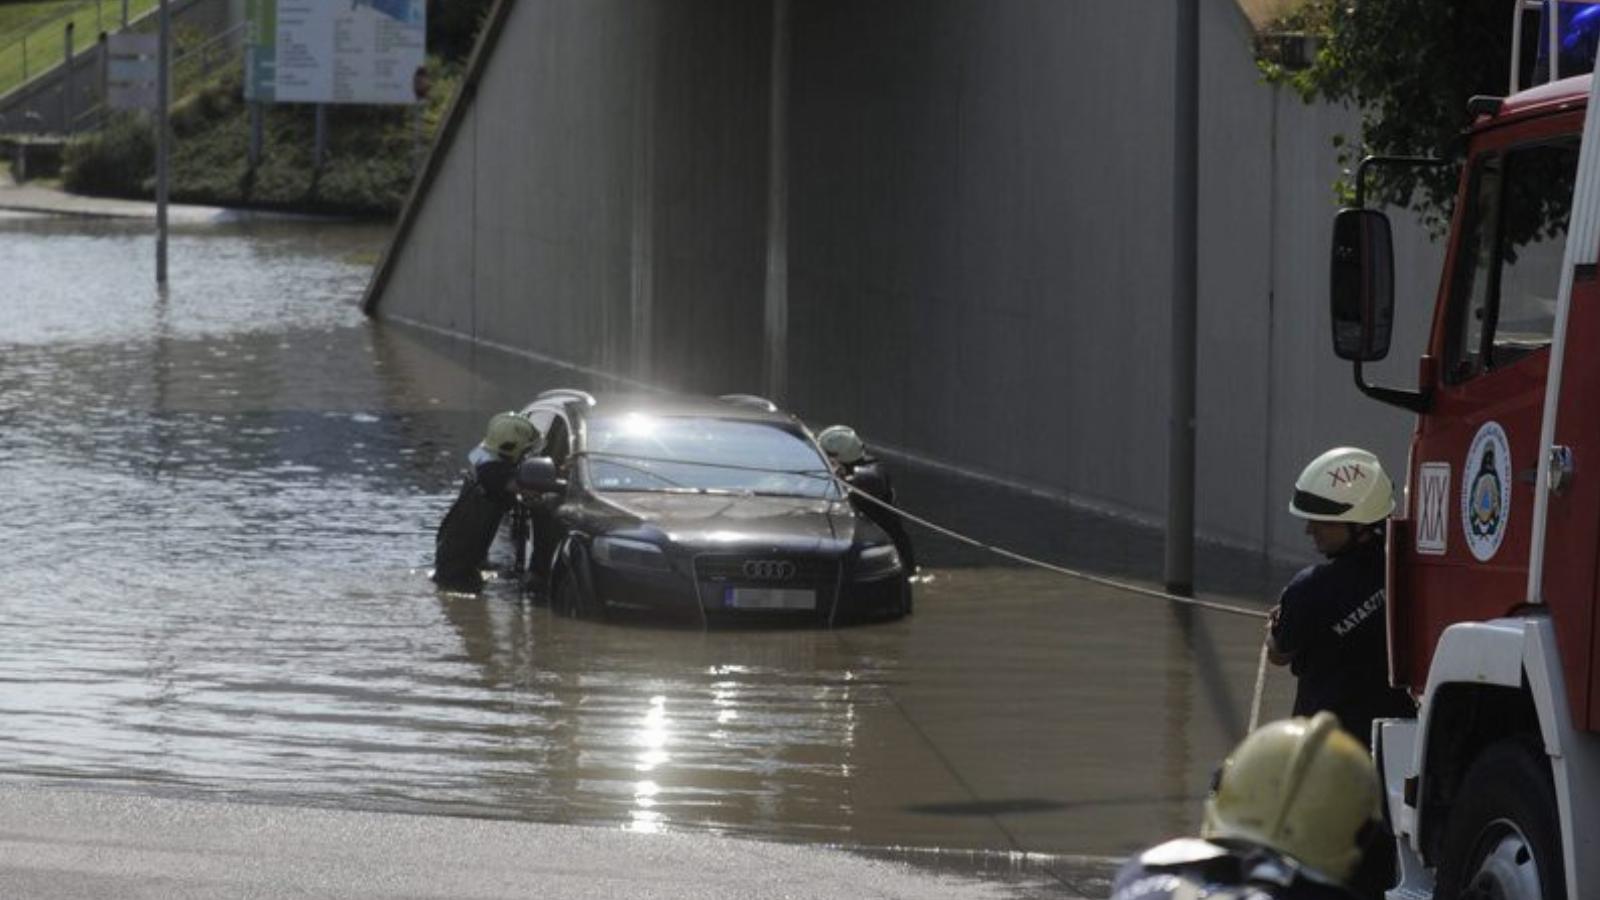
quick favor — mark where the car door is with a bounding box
[525,406,573,576]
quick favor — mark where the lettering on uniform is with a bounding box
[1416,463,1450,555]
[1332,589,1385,637]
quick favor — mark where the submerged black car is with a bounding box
[514,390,911,623]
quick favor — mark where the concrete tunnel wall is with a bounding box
[381,0,772,389]
[370,0,1445,562]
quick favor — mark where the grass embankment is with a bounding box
[62,61,459,217]
[0,0,162,96]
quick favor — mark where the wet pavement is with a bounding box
[0,211,1303,896]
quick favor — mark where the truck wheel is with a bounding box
[1435,738,1565,900]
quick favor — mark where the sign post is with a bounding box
[63,22,75,134]
[313,103,325,170]
[156,0,170,285]
[411,65,429,173]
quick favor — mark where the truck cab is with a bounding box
[1332,6,1600,897]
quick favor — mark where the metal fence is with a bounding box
[66,18,244,133]
[0,0,158,97]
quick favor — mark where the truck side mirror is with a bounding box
[516,457,566,494]
[1330,208,1395,362]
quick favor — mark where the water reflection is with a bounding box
[0,214,1299,864]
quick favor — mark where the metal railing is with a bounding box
[0,0,157,96]
[66,18,244,133]
[171,19,244,96]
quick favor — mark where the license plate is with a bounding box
[725,587,816,610]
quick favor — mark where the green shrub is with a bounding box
[61,55,462,216]
[62,112,154,197]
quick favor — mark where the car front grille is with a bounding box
[693,554,839,585]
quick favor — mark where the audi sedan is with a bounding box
[514,390,911,624]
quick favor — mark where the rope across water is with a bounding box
[836,480,1276,732]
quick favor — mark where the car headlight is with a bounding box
[855,543,903,579]
[593,536,672,573]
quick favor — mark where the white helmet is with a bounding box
[1289,447,1393,525]
[482,412,540,461]
[817,425,865,465]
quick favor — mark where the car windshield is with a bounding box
[582,414,838,498]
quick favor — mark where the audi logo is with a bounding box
[742,560,796,581]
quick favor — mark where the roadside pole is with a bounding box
[249,102,262,167]
[762,0,792,403]
[1165,0,1199,596]
[156,0,169,284]
[314,103,326,170]
[411,66,429,175]
[63,22,74,134]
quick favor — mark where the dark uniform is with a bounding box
[1271,539,1413,748]
[433,446,520,590]
[1111,839,1362,900]
[842,456,916,574]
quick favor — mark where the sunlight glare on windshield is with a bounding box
[619,412,660,438]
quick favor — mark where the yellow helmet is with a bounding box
[482,412,540,460]
[1201,712,1380,885]
[1289,447,1394,525]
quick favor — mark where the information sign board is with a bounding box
[106,32,159,111]
[245,0,424,105]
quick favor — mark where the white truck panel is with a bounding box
[1380,617,1600,898]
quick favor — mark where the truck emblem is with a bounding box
[1461,422,1511,562]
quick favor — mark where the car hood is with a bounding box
[595,491,865,551]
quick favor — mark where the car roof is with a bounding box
[530,389,799,426]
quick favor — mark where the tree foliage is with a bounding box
[1264,0,1519,229]
[427,0,498,63]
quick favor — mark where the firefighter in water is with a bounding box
[1267,447,1414,750]
[817,424,917,576]
[432,412,541,591]
[1110,712,1385,900]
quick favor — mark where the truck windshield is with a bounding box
[581,414,838,498]
[1444,138,1580,381]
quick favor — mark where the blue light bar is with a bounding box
[1536,1,1600,82]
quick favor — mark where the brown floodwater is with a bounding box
[0,213,1301,893]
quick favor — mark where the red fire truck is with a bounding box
[1335,3,1600,898]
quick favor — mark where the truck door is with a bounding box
[1404,125,1590,705]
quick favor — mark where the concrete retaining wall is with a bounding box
[370,0,1446,561]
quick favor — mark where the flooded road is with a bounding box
[0,213,1299,883]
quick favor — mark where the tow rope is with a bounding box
[836,480,1276,732]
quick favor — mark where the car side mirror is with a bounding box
[516,457,566,494]
[1330,208,1395,362]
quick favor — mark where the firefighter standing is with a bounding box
[1110,712,1384,900]
[432,412,541,591]
[1268,447,1414,749]
[818,424,917,576]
